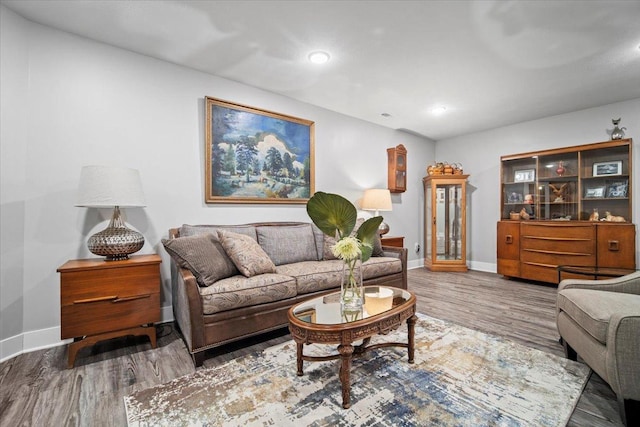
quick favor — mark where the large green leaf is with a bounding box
[356,216,383,262]
[306,192,357,239]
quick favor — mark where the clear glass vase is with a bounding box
[341,257,363,311]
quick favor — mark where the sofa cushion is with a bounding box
[362,257,403,279]
[256,224,319,265]
[276,260,344,295]
[557,289,640,344]
[322,218,385,260]
[180,224,257,241]
[161,233,238,286]
[200,273,297,314]
[218,230,277,277]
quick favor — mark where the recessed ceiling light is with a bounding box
[308,51,330,64]
[431,106,447,115]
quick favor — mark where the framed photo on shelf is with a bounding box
[204,96,315,204]
[606,180,628,198]
[593,161,622,177]
[507,192,523,203]
[584,185,606,198]
[514,169,535,183]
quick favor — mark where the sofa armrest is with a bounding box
[382,245,408,289]
[170,253,206,354]
[558,271,640,295]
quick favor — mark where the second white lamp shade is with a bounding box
[361,188,392,235]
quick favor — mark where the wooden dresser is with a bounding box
[57,254,161,367]
[497,222,635,284]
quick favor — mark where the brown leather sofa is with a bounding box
[166,222,408,366]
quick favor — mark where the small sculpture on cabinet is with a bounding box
[549,183,568,202]
[589,209,599,221]
[603,211,626,222]
[610,118,626,140]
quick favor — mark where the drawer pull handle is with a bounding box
[113,294,150,303]
[505,235,513,244]
[608,240,620,251]
[73,294,150,304]
[73,295,117,304]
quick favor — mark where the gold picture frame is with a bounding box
[205,97,315,204]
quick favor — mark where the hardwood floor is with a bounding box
[0,269,624,426]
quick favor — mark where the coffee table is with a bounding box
[287,286,417,409]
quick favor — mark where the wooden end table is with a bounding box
[287,286,417,409]
[57,254,162,368]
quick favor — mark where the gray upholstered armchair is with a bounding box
[556,271,640,426]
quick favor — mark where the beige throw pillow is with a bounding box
[161,233,238,286]
[217,230,277,277]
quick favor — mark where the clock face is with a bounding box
[397,155,405,167]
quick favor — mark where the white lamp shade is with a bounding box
[361,188,392,212]
[76,165,146,208]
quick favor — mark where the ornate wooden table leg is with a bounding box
[338,343,354,409]
[296,342,304,376]
[407,314,418,364]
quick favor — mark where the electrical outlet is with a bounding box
[414,243,420,253]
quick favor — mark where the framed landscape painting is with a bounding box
[205,97,315,204]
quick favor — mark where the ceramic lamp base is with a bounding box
[87,206,144,260]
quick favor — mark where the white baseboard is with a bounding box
[408,259,424,269]
[0,333,23,364]
[0,305,175,364]
[468,261,497,273]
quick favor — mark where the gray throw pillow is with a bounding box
[217,230,277,277]
[256,224,318,265]
[162,233,238,287]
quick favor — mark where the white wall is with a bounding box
[436,98,640,272]
[0,6,435,361]
[0,6,29,360]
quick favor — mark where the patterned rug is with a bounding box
[124,314,590,426]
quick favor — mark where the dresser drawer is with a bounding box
[60,264,160,305]
[61,292,160,338]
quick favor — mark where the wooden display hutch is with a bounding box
[497,139,635,284]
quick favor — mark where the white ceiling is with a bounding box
[3,0,640,140]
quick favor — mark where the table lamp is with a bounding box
[76,165,146,260]
[361,188,392,235]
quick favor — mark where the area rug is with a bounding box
[124,314,590,426]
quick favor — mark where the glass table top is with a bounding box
[291,286,412,325]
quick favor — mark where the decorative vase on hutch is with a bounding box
[341,257,363,311]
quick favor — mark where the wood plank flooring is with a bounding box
[0,269,623,426]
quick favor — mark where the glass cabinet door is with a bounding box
[425,184,432,260]
[423,175,468,272]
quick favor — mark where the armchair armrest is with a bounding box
[607,312,640,400]
[558,271,640,295]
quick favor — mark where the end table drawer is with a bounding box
[61,264,160,305]
[61,292,160,339]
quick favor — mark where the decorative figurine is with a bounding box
[519,207,530,220]
[611,118,626,140]
[549,183,568,202]
[589,208,599,221]
[603,211,625,222]
[556,161,566,176]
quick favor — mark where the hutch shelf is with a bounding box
[497,139,635,284]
